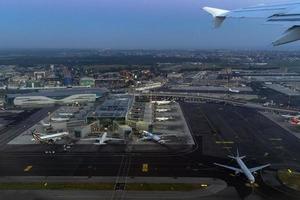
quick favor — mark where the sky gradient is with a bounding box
[0,0,297,49]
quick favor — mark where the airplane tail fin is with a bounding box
[31,129,41,142]
[228,148,246,160]
[203,7,229,28]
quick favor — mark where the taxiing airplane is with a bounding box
[203,1,300,46]
[214,149,270,184]
[50,117,70,122]
[151,100,174,105]
[139,131,175,144]
[81,132,124,145]
[31,129,69,144]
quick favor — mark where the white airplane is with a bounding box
[58,112,74,117]
[155,117,173,122]
[203,1,300,46]
[156,108,171,113]
[151,100,174,105]
[214,149,270,184]
[81,132,124,145]
[50,117,70,122]
[40,120,51,128]
[139,131,175,144]
[228,88,240,93]
[31,129,69,144]
[281,114,300,119]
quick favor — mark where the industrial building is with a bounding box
[5,87,108,107]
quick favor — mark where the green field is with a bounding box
[278,169,300,191]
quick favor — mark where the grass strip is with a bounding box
[278,169,300,191]
[0,182,208,191]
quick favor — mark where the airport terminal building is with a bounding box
[5,88,108,107]
[86,94,134,124]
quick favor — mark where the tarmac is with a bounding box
[0,103,300,199]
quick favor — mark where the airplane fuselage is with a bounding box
[236,157,255,184]
[51,117,70,122]
[151,101,172,105]
[142,131,165,144]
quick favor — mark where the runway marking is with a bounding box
[142,163,148,172]
[200,183,208,187]
[215,141,234,144]
[23,165,32,172]
[268,138,282,141]
[275,146,284,149]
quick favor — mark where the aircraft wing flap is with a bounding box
[214,163,243,173]
[228,2,300,18]
[273,26,300,46]
[249,164,270,173]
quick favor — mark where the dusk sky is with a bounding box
[0,0,297,49]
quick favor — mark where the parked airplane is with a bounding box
[58,112,74,117]
[281,114,300,119]
[50,117,70,122]
[228,88,240,93]
[203,1,300,45]
[156,108,171,113]
[151,100,174,105]
[214,149,270,184]
[40,120,51,128]
[139,131,175,144]
[156,117,173,122]
[81,132,124,145]
[31,129,69,144]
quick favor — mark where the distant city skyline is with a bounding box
[0,0,298,50]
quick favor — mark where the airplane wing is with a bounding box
[249,164,270,173]
[81,137,100,141]
[214,163,243,173]
[138,137,152,142]
[203,2,300,45]
[159,134,177,139]
[93,141,107,145]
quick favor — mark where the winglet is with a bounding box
[203,7,229,17]
[203,7,229,28]
[273,26,300,46]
